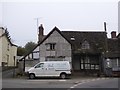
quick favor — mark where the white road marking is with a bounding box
[69,78,110,89]
[70,81,86,88]
[59,80,67,81]
[27,79,67,82]
[91,79,97,81]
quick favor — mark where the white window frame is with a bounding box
[46,43,56,51]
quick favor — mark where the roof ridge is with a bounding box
[61,31,105,32]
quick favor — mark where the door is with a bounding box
[45,63,58,76]
[34,63,45,76]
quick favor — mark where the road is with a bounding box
[70,78,119,89]
[2,77,119,90]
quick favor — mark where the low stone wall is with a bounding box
[2,66,17,72]
[18,59,39,74]
[25,59,39,67]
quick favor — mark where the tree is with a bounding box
[17,46,26,56]
[17,41,37,56]
[24,41,37,55]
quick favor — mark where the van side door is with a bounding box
[45,63,58,76]
[34,63,45,76]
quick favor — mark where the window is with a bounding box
[70,36,75,41]
[35,63,44,68]
[81,40,90,49]
[80,56,99,70]
[2,62,7,67]
[118,59,120,67]
[111,58,120,71]
[46,43,56,50]
[85,64,90,69]
[7,55,9,66]
[33,51,39,60]
[111,58,119,67]
[45,56,65,61]
[81,57,91,69]
[7,43,10,51]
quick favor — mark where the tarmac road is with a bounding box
[2,77,119,89]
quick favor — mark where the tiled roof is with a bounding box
[61,31,107,54]
[107,38,120,57]
[21,26,120,60]
[108,39,118,52]
[117,33,120,38]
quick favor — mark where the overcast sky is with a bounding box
[0,0,119,46]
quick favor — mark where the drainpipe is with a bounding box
[23,58,25,73]
[71,44,75,74]
[13,56,16,77]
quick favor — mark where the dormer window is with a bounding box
[46,43,56,51]
[81,40,90,49]
[70,36,75,41]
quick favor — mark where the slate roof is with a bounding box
[21,26,119,60]
[117,33,120,38]
[107,39,119,52]
[20,27,71,60]
[107,38,120,58]
[61,31,107,54]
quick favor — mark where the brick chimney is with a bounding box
[111,31,116,38]
[38,24,44,43]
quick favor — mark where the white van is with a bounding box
[27,61,71,79]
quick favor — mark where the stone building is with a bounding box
[0,27,17,67]
[21,25,104,74]
[20,25,120,76]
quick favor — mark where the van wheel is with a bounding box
[60,73,66,79]
[29,73,35,79]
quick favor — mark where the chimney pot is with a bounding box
[111,31,116,38]
[38,24,44,43]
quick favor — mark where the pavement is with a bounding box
[2,68,106,80]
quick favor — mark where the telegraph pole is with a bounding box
[23,17,42,72]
